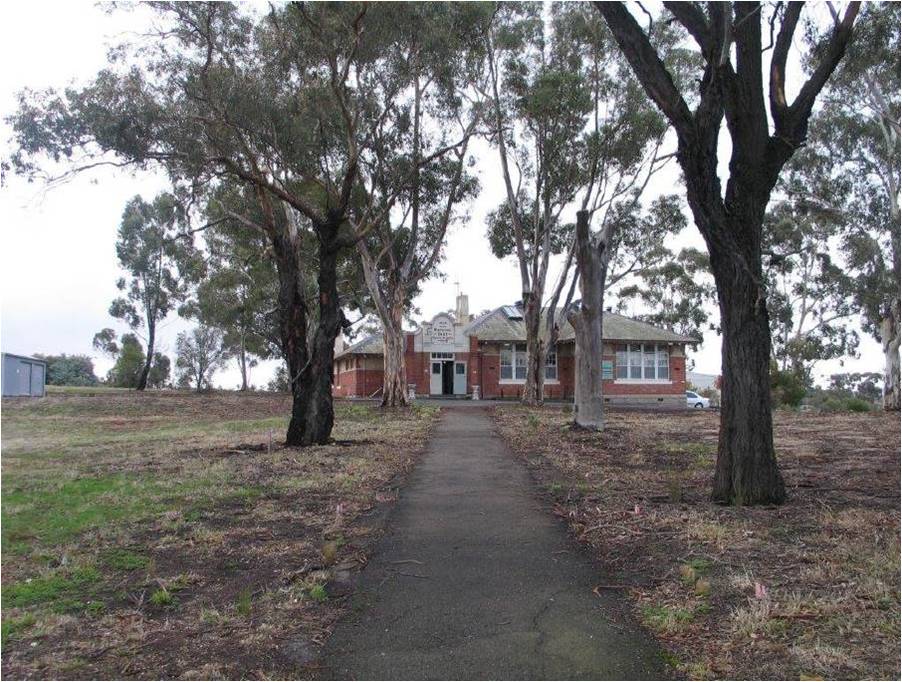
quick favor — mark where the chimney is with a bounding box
[456,293,469,321]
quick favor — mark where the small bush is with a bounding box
[236,588,252,616]
[845,398,872,413]
[150,588,175,607]
[308,584,328,602]
[770,366,808,408]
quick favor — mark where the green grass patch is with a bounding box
[308,584,328,602]
[102,549,149,571]
[149,587,176,607]
[642,604,694,634]
[2,475,169,553]
[2,566,101,610]
[236,588,252,615]
[1,613,37,647]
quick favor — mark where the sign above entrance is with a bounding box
[430,316,454,345]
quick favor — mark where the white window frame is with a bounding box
[499,343,558,384]
[614,343,671,383]
[545,349,557,380]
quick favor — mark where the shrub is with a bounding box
[845,398,872,413]
[150,588,175,607]
[770,366,807,408]
[35,354,98,386]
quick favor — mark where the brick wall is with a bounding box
[405,332,431,395]
[334,338,688,403]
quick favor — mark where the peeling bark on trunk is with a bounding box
[238,336,249,392]
[136,321,155,391]
[569,211,605,430]
[285,219,345,447]
[380,297,408,407]
[522,294,545,406]
[271,232,311,444]
[883,200,901,411]
[882,303,901,411]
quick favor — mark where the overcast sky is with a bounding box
[0,3,882,389]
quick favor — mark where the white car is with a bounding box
[686,391,710,409]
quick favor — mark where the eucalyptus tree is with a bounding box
[353,3,486,407]
[595,2,860,504]
[175,326,229,392]
[107,193,200,391]
[802,2,900,410]
[186,185,282,392]
[9,3,466,444]
[615,246,716,341]
[483,2,592,405]
[762,170,857,380]
[93,330,170,388]
[540,4,690,429]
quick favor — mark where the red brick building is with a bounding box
[333,295,697,407]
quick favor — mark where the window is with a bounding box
[515,343,527,379]
[614,343,670,380]
[431,352,453,360]
[500,343,557,382]
[500,345,513,380]
[455,363,465,375]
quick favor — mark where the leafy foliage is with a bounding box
[105,333,145,388]
[93,331,169,389]
[35,354,97,386]
[175,326,229,392]
[764,161,858,376]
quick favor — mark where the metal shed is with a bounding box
[2,353,47,397]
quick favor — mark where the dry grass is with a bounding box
[494,406,900,680]
[2,390,438,679]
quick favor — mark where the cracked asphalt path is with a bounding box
[321,407,665,680]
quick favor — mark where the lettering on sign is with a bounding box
[431,317,454,345]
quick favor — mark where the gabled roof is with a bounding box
[465,307,698,344]
[335,333,384,359]
[336,307,698,357]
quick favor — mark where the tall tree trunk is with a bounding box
[286,221,345,446]
[682,147,786,506]
[380,295,408,407]
[238,335,249,392]
[569,211,605,429]
[136,320,155,391]
[883,200,901,411]
[710,258,786,505]
[882,302,901,411]
[271,233,312,445]
[522,293,545,406]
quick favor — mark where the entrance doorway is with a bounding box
[430,354,466,396]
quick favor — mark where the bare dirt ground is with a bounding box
[493,406,900,680]
[2,390,438,679]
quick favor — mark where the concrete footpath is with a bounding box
[321,407,665,680]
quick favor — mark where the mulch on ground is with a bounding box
[494,406,900,680]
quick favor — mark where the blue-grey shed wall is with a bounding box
[1,353,46,397]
